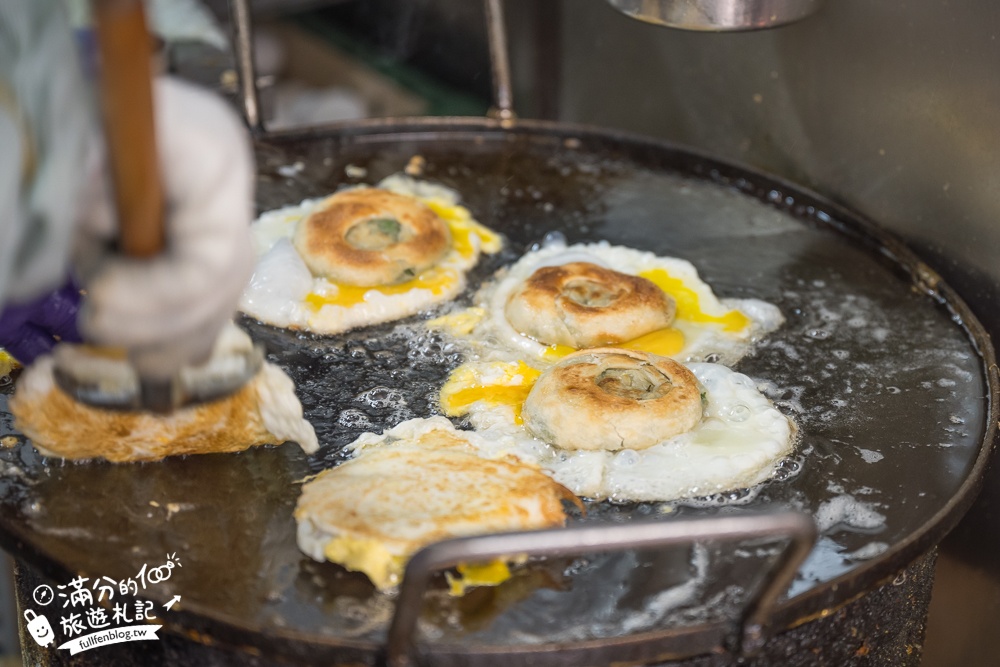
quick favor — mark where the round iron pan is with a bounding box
[0,118,995,666]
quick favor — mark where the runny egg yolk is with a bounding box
[446,560,514,596]
[306,267,460,309]
[541,269,748,359]
[620,327,687,356]
[0,349,18,377]
[440,361,541,424]
[638,269,750,332]
[324,533,514,594]
[305,204,492,309]
[323,534,407,590]
[426,307,487,335]
[424,198,503,256]
[542,327,687,361]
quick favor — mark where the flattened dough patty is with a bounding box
[293,188,451,285]
[504,262,675,348]
[523,348,702,451]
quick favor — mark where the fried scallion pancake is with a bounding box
[295,417,581,591]
[9,357,317,462]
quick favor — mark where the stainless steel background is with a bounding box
[542,0,1000,287]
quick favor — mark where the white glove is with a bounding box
[0,0,94,306]
[75,76,255,380]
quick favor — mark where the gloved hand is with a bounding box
[0,281,82,364]
[74,76,255,380]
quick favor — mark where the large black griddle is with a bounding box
[0,119,995,666]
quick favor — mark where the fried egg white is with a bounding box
[439,360,795,502]
[295,416,579,591]
[430,240,782,366]
[240,175,502,334]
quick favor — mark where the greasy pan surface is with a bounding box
[0,119,994,665]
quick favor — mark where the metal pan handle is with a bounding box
[386,511,817,667]
[227,0,515,134]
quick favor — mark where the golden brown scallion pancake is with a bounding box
[9,357,317,462]
[523,348,703,452]
[295,417,581,590]
[505,262,676,348]
[240,175,503,334]
[293,188,451,286]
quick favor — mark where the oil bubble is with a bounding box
[725,404,751,422]
[615,450,640,466]
[337,409,374,430]
[542,230,567,248]
[355,387,406,409]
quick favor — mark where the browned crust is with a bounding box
[523,348,703,451]
[504,262,675,347]
[9,381,275,462]
[296,446,581,552]
[293,188,451,286]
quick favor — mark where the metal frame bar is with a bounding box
[385,511,817,667]
[226,0,516,133]
[228,0,264,132]
[484,0,515,120]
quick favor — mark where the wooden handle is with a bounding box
[92,0,164,258]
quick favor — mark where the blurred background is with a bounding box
[4,0,998,663]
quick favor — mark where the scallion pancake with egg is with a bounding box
[240,174,502,334]
[439,350,796,503]
[8,328,317,462]
[295,417,581,593]
[429,240,782,366]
